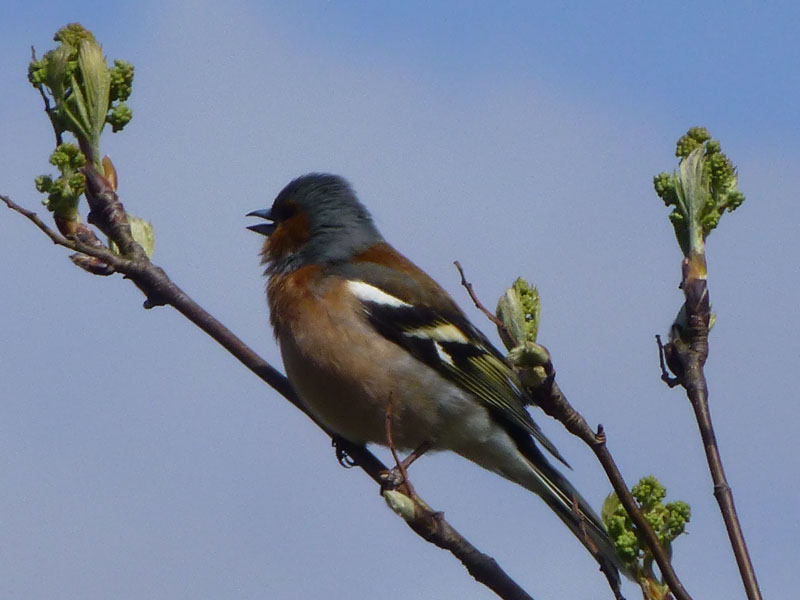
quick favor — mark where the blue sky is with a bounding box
[2,2,798,598]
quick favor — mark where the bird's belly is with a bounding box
[279,327,494,451]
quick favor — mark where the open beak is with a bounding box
[246,208,276,236]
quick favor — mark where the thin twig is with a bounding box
[454,260,510,337]
[3,193,534,600]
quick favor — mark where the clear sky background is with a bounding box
[1,2,798,599]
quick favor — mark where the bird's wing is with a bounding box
[332,251,569,467]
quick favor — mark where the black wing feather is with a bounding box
[357,297,570,467]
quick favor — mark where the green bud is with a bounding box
[606,513,627,538]
[34,174,54,194]
[602,492,641,567]
[28,58,49,86]
[675,126,711,158]
[67,172,87,194]
[646,504,668,537]
[707,152,735,191]
[705,139,721,155]
[653,172,678,206]
[106,103,133,132]
[632,475,667,508]
[54,23,97,46]
[700,211,721,232]
[614,530,639,563]
[726,189,745,211]
[49,143,85,171]
[41,177,81,216]
[496,277,540,348]
[109,59,135,102]
[665,501,691,540]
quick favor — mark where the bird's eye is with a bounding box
[271,200,298,223]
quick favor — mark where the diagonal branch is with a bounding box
[2,192,535,600]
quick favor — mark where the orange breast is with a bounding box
[266,267,451,447]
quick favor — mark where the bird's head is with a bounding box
[248,173,383,274]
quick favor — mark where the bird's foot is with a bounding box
[379,465,407,491]
[331,436,357,468]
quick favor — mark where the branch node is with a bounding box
[69,252,115,275]
[595,424,606,443]
[83,164,141,257]
[142,295,168,309]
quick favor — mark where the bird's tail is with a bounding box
[512,440,634,583]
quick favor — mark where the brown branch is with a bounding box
[2,192,535,600]
[403,507,536,600]
[661,258,762,600]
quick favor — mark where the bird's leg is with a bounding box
[380,394,430,498]
[381,441,432,496]
[400,441,432,470]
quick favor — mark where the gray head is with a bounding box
[248,173,384,274]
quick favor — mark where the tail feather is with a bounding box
[454,420,633,582]
[534,458,631,583]
[513,438,634,583]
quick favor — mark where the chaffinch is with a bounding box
[248,173,627,581]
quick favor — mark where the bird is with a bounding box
[248,173,628,582]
